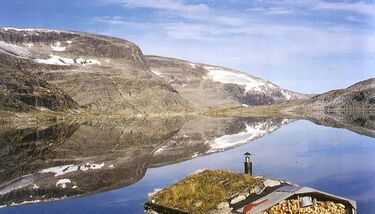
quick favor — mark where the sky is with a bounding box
[0,0,374,93]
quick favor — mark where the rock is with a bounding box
[217,207,232,214]
[230,194,246,204]
[263,179,281,187]
[145,209,159,214]
[217,202,230,209]
[147,188,162,199]
[250,184,264,194]
[194,201,202,207]
[190,169,207,176]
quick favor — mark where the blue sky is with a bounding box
[1,0,374,93]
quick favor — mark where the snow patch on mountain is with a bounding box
[35,55,74,65]
[1,27,63,34]
[39,164,77,176]
[189,63,196,68]
[56,179,71,188]
[39,162,105,177]
[205,66,267,93]
[151,68,163,76]
[154,146,167,154]
[76,58,101,66]
[281,90,292,100]
[50,42,66,51]
[80,162,104,171]
[35,55,101,66]
[0,41,33,58]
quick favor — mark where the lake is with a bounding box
[0,116,374,213]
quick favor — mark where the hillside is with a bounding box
[145,55,307,109]
[0,65,78,112]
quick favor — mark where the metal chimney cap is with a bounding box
[244,152,251,156]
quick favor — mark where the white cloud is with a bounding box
[100,0,210,17]
[278,0,375,18]
[266,7,292,15]
[248,6,292,15]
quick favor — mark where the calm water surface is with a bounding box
[0,119,374,214]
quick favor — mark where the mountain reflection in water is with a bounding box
[0,116,288,207]
[0,114,374,213]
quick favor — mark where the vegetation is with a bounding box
[150,169,264,213]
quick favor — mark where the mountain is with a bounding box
[0,27,316,115]
[299,78,375,112]
[145,55,307,109]
[0,27,188,114]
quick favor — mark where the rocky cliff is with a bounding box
[145,55,307,109]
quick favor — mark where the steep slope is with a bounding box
[0,65,78,112]
[301,78,375,111]
[0,27,188,114]
[145,55,307,108]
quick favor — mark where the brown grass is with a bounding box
[151,169,264,214]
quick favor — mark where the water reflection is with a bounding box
[0,113,374,213]
[0,116,288,207]
[0,118,183,207]
[304,111,375,137]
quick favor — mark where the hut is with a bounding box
[144,170,357,214]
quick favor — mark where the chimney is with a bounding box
[244,152,252,175]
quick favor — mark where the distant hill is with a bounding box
[302,78,375,112]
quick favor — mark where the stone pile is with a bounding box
[261,199,346,214]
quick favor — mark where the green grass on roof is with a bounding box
[151,169,264,214]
